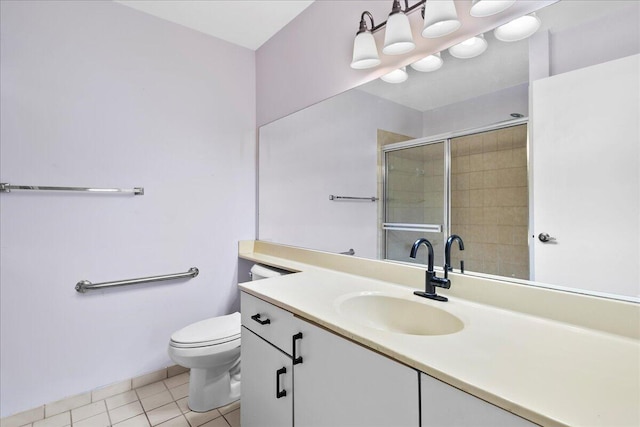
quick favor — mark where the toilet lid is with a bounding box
[170,312,241,348]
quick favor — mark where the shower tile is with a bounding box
[92,379,131,402]
[469,189,483,207]
[513,148,527,167]
[45,392,91,418]
[481,151,497,170]
[71,400,106,422]
[469,136,485,154]
[497,225,514,245]
[109,401,144,425]
[133,369,168,389]
[147,402,181,426]
[483,132,499,152]
[496,129,513,151]
[468,171,483,189]
[483,170,498,188]
[469,153,483,172]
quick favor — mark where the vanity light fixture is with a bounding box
[448,33,487,59]
[469,0,516,18]
[381,66,409,83]
[422,0,461,39]
[351,12,382,69]
[410,52,443,72]
[382,0,416,55]
[494,13,542,42]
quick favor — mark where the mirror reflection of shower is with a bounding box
[383,123,529,280]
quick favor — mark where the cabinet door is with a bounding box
[241,326,292,427]
[293,318,419,427]
[420,373,535,426]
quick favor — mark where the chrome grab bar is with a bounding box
[329,195,378,202]
[1,183,144,195]
[75,267,199,293]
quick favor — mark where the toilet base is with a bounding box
[188,368,241,413]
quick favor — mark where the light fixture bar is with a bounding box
[368,0,426,34]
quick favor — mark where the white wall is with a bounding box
[0,1,255,416]
[259,90,422,259]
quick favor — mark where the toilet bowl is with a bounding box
[168,264,286,412]
[168,312,241,412]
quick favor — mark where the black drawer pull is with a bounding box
[276,367,287,398]
[292,332,303,365]
[251,313,271,325]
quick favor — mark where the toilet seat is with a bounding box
[170,312,240,349]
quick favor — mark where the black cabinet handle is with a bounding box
[292,332,303,365]
[251,313,270,325]
[276,367,287,398]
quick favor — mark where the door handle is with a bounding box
[292,332,303,365]
[276,367,287,398]
[538,233,557,243]
[250,313,271,325]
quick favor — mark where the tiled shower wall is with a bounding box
[450,124,529,279]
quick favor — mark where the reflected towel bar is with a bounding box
[1,183,144,195]
[329,195,378,202]
[75,267,199,293]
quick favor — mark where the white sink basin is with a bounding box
[336,292,464,336]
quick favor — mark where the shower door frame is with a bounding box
[381,117,529,266]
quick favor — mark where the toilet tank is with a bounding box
[250,264,290,281]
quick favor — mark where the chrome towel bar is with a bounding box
[329,195,378,202]
[75,267,199,293]
[1,183,144,195]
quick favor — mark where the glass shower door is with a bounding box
[384,141,446,266]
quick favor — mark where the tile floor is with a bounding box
[16,373,240,427]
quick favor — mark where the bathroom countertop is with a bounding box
[238,242,640,427]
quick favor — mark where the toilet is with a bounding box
[168,264,285,412]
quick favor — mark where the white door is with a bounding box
[531,54,639,298]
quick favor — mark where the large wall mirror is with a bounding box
[258,1,639,301]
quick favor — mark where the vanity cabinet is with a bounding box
[241,326,292,427]
[241,292,297,427]
[241,291,535,427]
[420,373,536,426]
[293,316,419,427]
[240,291,419,427]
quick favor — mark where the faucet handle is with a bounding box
[431,275,451,289]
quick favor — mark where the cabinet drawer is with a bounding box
[241,292,298,355]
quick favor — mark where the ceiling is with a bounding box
[115,0,314,50]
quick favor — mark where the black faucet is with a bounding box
[444,234,465,279]
[409,238,450,302]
